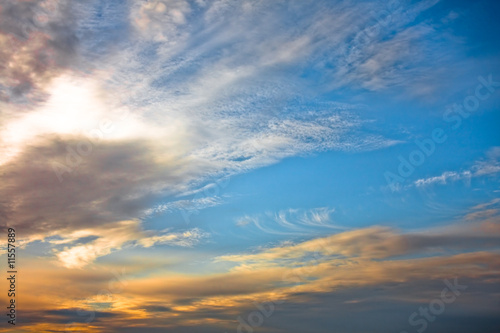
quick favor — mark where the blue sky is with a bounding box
[0,0,499,332]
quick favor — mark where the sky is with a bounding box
[0,0,499,332]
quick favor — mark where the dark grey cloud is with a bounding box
[45,308,118,323]
[112,276,500,333]
[0,0,42,40]
[230,278,500,333]
[139,305,173,313]
[0,135,207,237]
[0,0,79,103]
[117,327,229,333]
[0,0,130,105]
[18,308,118,326]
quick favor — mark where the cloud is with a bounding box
[0,0,91,104]
[236,215,255,227]
[301,0,458,96]
[415,171,471,187]
[474,146,500,176]
[0,79,393,259]
[471,198,500,210]
[9,204,500,331]
[144,196,227,219]
[236,207,344,236]
[52,220,207,268]
[414,147,500,188]
[94,224,500,331]
[138,228,208,248]
[131,0,191,42]
[218,217,500,265]
[0,135,201,233]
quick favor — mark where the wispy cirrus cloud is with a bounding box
[236,207,344,236]
[414,147,500,188]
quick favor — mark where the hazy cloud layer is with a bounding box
[12,210,500,332]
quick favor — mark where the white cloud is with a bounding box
[414,147,500,188]
[474,147,500,176]
[138,228,208,248]
[131,0,191,41]
[143,195,227,219]
[48,220,207,268]
[237,207,345,235]
[415,171,471,187]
